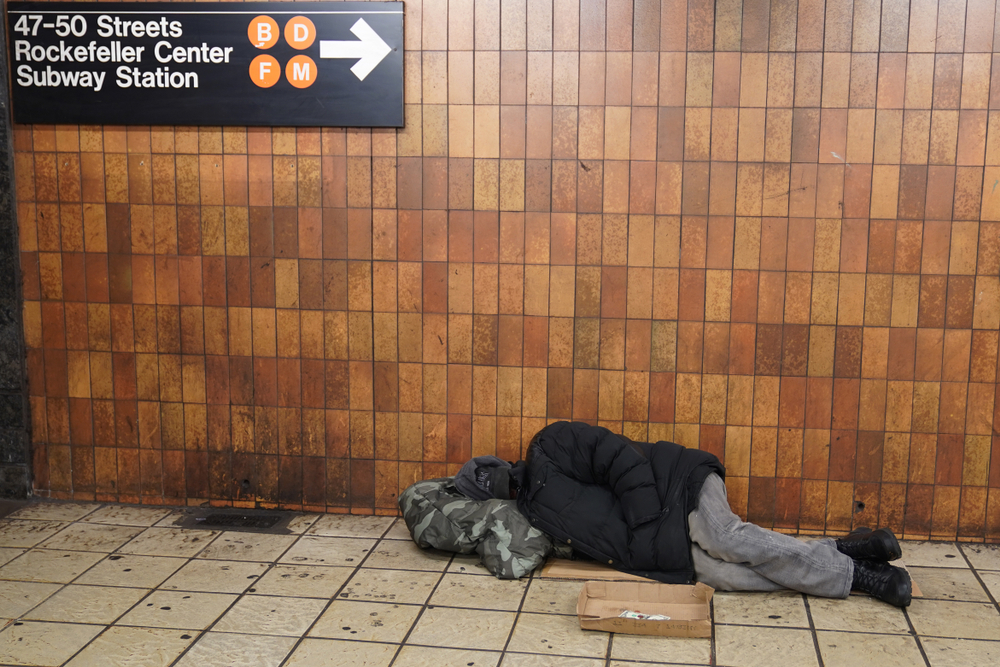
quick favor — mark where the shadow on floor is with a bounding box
[0,499,29,519]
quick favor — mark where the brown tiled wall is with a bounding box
[13,0,1000,541]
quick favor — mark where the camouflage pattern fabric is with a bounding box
[398,477,571,579]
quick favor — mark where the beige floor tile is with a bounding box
[159,559,268,594]
[339,568,442,604]
[251,564,354,598]
[279,535,376,566]
[394,645,501,667]
[0,549,105,583]
[715,625,819,667]
[807,594,911,634]
[980,571,1000,600]
[37,524,143,553]
[521,579,585,615]
[504,656,604,667]
[0,580,61,618]
[116,527,220,558]
[311,600,421,642]
[507,612,610,658]
[151,511,188,528]
[194,531,297,562]
[23,584,147,624]
[364,539,452,571]
[383,519,414,540]
[307,514,395,538]
[0,620,104,666]
[713,591,809,628]
[173,632,297,667]
[816,631,925,667]
[75,554,186,589]
[447,554,492,576]
[0,547,24,566]
[0,520,67,548]
[610,634,712,664]
[407,606,515,651]
[285,514,321,534]
[899,541,966,568]
[609,663,705,667]
[283,637,397,667]
[64,627,195,667]
[907,599,1000,640]
[9,503,99,522]
[429,573,528,611]
[922,636,1000,666]
[907,566,991,602]
[960,543,1000,571]
[116,590,238,630]
[81,506,173,527]
[212,594,327,636]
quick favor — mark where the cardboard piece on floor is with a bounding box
[543,556,921,598]
[577,580,714,637]
[540,558,654,582]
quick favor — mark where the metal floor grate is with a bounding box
[196,513,283,529]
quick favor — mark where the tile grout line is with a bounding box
[16,506,198,667]
[900,604,934,667]
[708,594,716,667]
[383,522,454,667]
[81,510,228,664]
[801,594,826,667]
[956,543,1000,617]
[500,563,542,667]
[164,512,336,667]
[273,517,424,667]
[1,505,125,662]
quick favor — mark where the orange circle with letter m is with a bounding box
[286,55,317,89]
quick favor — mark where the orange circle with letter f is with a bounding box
[249,55,281,87]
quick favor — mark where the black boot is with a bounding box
[836,527,902,562]
[851,559,912,607]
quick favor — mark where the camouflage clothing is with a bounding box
[398,477,571,579]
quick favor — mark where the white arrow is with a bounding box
[319,18,391,81]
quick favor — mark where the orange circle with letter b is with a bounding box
[248,16,279,49]
[284,16,316,50]
[250,55,281,88]
[286,56,317,88]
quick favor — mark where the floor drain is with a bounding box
[196,513,283,529]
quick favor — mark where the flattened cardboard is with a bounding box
[540,558,655,582]
[577,580,714,638]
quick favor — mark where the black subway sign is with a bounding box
[6,2,404,127]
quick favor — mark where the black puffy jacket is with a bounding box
[512,421,725,584]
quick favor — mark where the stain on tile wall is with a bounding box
[13,0,1000,542]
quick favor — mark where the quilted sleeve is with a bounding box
[398,478,554,579]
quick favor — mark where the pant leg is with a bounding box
[687,473,853,598]
[690,543,785,591]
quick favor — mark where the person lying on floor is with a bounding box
[440,421,911,608]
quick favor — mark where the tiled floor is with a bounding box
[1,502,998,666]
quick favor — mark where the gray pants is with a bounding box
[688,474,854,598]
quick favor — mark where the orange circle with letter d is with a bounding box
[248,16,279,49]
[284,16,316,50]
[250,55,281,87]
[286,55,317,88]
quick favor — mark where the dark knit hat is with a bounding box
[454,456,512,500]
